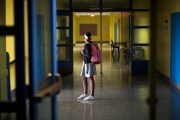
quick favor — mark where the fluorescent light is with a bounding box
[90,14,95,17]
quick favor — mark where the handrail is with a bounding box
[35,73,62,100]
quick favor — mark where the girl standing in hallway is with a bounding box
[77,32,97,100]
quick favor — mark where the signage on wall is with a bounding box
[164,20,168,33]
[80,24,97,35]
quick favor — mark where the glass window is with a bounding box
[132,0,150,9]
[6,36,16,101]
[57,46,71,61]
[133,29,150,44]
[133,46,149,60]
[0,0,16,103]
[72,0,99,11]
[73,12,100,43]
[5,0,14,26]
[103,0,130,10]
[57,0,70,10]
[57,0,131,11]
[57,16,69,27]
[134,12,150,26]
[57,29,70,44]
[0,0,5,26]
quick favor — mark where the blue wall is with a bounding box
[170,12,180,84]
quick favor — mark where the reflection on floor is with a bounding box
[58,44,180,120]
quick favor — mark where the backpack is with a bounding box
[91,43,102,64]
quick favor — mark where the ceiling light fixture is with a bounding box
[90,13,95,17]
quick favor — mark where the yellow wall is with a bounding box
[110,13,115,41]
[5,0,28,62]
[102,15,110,42]
[120,12,129,43]
[73,12,130,44]
[6,0,29,90]
[73,14,110,43]
[73,14,77,44]
[24,0,29,58]
[110,12,130,44]
[156,0,180,77]
[6,0,15,62]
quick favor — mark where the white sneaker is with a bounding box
[83,95,95,101]
[77,94,88,100]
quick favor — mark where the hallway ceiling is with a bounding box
[59,0,130,11]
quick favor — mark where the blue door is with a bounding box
[28,0,61,120]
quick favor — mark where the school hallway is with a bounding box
[57,44,180,120]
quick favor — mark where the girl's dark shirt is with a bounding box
[83,43,92,63]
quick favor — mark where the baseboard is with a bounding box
[157,71,180,90]
[76,41,109,43]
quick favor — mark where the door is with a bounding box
[0,0,27,119]
[56,11,73,76]
[28,0,61,120]
[130,1,150,75]
[0,0,10,119]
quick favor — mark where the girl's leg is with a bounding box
[89,76,95,96]
[83,77,88,94]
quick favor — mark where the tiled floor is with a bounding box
[58,44,180,120]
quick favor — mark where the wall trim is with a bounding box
[157,71,180,90]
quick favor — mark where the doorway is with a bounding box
[73,12,130,64]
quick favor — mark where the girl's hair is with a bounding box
[84,32,92,42]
